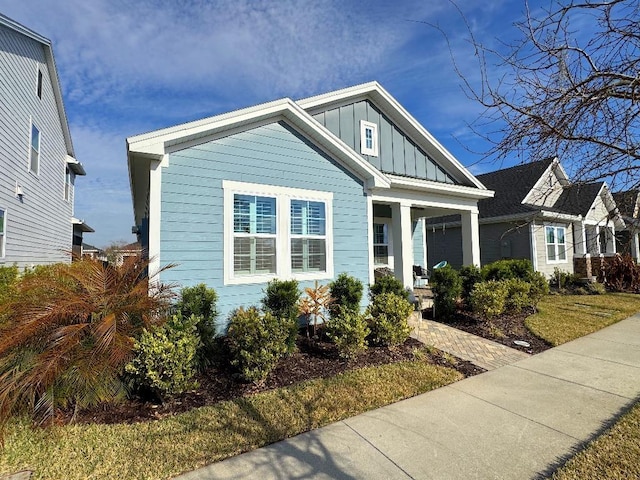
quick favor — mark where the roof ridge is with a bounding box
[476,157,555,178]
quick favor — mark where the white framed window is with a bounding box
[64,166,71,201]
[291,200,326,272]
[29,122,40,175]
[373,222,389,265]
[223,181,333,285]
[545,225,567,262]
[360,120,378,157]
[37,69,43,99]
[0,208,5,258]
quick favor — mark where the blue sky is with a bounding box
[1,0,550,247]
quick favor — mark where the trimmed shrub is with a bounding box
[470,281,508,319]
[459,265,482,306]
[586,281,607,295]
[431,265,462,320]
[550,267,582,289]
[227,306,289,383]
[528,271,550,306]
[262,279,300,353]
[325,307,370,359]
[369,275,409,301]
[125,313,201,400]
[366,293,413,347]
[503,278,532,313]
[482,259,535,282]
[329,273,363,314]
[177,284,219,368]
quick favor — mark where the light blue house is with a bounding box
[0,14,89,267]
[127,82,493,319]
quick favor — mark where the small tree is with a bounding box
[176,283,219,368]
[298,281,332,338]
[431,265,462,320]
[329,273,363,315]
[261,279,300,353]
[369,275,409,301]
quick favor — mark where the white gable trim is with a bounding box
[521,157,570,205]
[385,174,494,200]
[127,98,390,190]
[297,81,489,190]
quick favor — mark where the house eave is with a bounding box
[385,174,494,200]
[65,155,86,176]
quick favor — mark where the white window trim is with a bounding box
[29,119,41,176]
[545,225,568,264]
[223,180,334,285]
[373,216,394,269]
[0,207,6,259]
[360,120,378,157]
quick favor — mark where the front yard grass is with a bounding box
[551,400,640,479]
[526,293,640,346]
[0,358,461,480]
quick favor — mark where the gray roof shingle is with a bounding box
[553,182,604,217]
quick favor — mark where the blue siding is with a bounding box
[312,100,456,184]
[160,121,369,323]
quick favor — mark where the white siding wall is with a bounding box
[526,167,565,208]
[0,25,73,267]
[533,221,574,276]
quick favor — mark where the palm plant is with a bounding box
[0,257,174,430]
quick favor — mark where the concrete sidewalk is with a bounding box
[178,314,640,480]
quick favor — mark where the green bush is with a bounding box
[125,313,201,400]
[0,264,19,307]
[177,284,219,368]
[369,275,409,301]
[459,265,482,306]
[261,279,300,354]
[470,281,508,318]
[329,273,363,314]
[550,268,582,289]
[482,259,535,281]
[227,306,289,383]
[366,293,413,347]
[325,307,369,359]
[503,278,532,313]
[587,281,607,295]
[431,265,462,320]
[528,271,550,305]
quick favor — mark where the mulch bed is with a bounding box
[431,307,553,355]
[71,336,482,426]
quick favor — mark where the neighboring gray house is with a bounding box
[427,158,625,277]
[0,14,88,268]
[127,82,493,319]
[613,190,640,260]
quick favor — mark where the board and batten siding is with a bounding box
[427,223,463,269]
[312,100,456,184]
[532,221,574,276]
[159,121,369,322]
[479,222,532,266]
[412,218,426,268]
[0,25,73,267]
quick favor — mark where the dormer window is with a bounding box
[360,120,378,157]
[37,69,43,99]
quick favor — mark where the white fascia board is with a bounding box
[0,14,76,159]
[298,81,487,190]
[386,174,494,200]
[71,217,95,232]
[539,210,582,222]
[127,98,390,189]
[600,183,626,229]
[65,155,86,176]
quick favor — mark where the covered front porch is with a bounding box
[368,180,488,290]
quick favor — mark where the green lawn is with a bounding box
[0,358,461,480]
[551,400,640,479]
[526,293,640,346]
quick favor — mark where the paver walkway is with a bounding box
[178,313,640,480]
[409,314,530,370]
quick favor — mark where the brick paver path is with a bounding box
[409,314,530,370]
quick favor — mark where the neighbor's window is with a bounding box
[546,226,566,262]
[373,222,389,265]
[0,209,5,258]
[233,194,277,275]
[290,200,326,272]
[30,123,40,174]
[37,69,43,99]
[360,120,378,157]
[64,166,71,201]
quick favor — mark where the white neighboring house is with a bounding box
[0,14,89,267]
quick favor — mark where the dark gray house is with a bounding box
[427,158,625,277]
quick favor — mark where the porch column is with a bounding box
[391,202,413,289]
[609,225,617,254]
[632,231,640,261]
[461,209,481,266]
[574,221,587,255]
